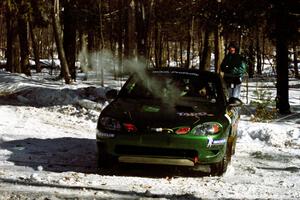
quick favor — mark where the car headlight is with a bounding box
[191,122,222,136]
[99,117,121,131]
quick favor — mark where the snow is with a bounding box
[0,69,300,199]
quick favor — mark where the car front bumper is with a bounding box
[96,130,228,166]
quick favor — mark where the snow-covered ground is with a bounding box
[0,69,300,199]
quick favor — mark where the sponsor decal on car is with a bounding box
[177,112,214,117]
[152,70,199,76]
[207,137,227,147]
[96,131,115,138]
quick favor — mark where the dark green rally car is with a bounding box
[96,68,242,175]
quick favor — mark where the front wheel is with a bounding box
[97,143,116,169]
[210,146,230,176]
[231,136,237,155]
[227,135,236,162]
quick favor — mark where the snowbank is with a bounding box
[239,121,300,148]
[0,71,112,108]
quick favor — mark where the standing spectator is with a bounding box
[220,43,247,98]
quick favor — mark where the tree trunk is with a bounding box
[293,44,299,78]
[191,25,196,68]
[200,28,211,71]
[248,42,255,78]
[180,39,183,67]
[174,42,178,67]
[198,26,203,69]
[276,39,290,114]
[118,0,124,73]
[124,0,135,59]
[154,22,162,68]
[63,2,77,80]
[108,0,115,53]
[262,34,265,71]
[18,16,31,76]
[99,0,105,86]
[214,27,219,73]
[52,0,71,84]
[186,17,193,69]
[135,0,150,60]
[0,14,4,49]
[214,25,224,73]
[167,41,170,67]
[29,21,41,73]
[256,26,262,75]
[214,1,224,73]
[275,2,290,114]
[87,31,95,70]
[5,9,20,73]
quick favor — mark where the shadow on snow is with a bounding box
[0,137,208,178]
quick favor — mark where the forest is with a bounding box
[0,0,299,114]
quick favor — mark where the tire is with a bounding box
[231,135,237,155]
[97,143,116,169]
[211,145,230,176]
[227,136,235,162]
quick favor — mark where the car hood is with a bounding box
[102,98,226,128]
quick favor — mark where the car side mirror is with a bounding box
[106,89,118,99]
[228,97,243,107]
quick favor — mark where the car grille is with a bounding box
[115,145,198,159]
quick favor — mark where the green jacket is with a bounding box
[221,53,247,84]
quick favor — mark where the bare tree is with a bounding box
[200,28,212,71]
[5,0,20,73]
[274,1,290,114]
[18,9,31,76]
[124,0,135,59]
[63,1,77,80]
[293,44,299,78]
[51,0,71,84]
[29,20,41,73]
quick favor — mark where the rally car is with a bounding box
[96,67,242,175]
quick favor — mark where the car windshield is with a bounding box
[120,71,221,104]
